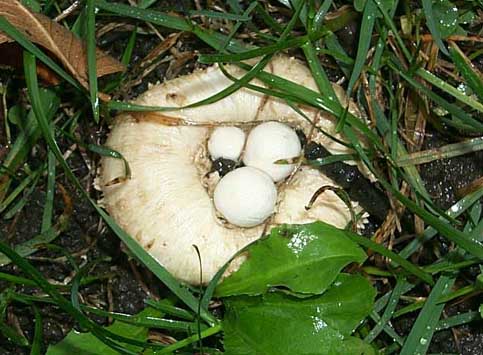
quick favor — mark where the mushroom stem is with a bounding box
[304,141,390,222]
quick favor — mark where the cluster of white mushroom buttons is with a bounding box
[207,122,302,228]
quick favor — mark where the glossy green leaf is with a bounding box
[223,274,375,355]
[216,222,367,297]
[433,0,459,38]
[46,307,163,355]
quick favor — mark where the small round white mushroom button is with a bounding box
[243,121,302,182]
[213,167,277,228]
[208,127,246,161]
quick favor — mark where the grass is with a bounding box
[0,0,482,354]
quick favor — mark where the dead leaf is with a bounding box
[0,0,125,89]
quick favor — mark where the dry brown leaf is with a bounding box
[0,0,125,89]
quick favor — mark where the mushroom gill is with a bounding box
[99,55,366,285]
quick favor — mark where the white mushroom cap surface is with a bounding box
[99,55,366,285]
[208,126,246,161]
[243,121,302,182]
[214,167,277,227]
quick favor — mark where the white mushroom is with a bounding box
[99,55,365,285]
[214,167,277,228]
[208,126,246,161]
[243,121,301,182]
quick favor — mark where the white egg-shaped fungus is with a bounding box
[243,121,302,182]
[208,126,246,161]
[98,55,366,285]
[214,167,277,228]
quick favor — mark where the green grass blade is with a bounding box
[103,27,137,93]
[449,42,483,102]
[421,0,449,55]
[416,68,483,114]
[372,0,410,60]
[374,282,415,313]
[188,9,251,21]
[0,272,38,287]
[400,275,455,355]
[398,187,483,260]
[145,300,195,321]
[201,262,230,311]
[435,310,480,331]
[313,0,333,32]
[369,310,404,345]
[155,324,223,354]
[384,181,483,259]
[2,91,58,173]
[227,0,243,14]
[137,0,157,8]
[346,232,434,285]
[30,305,43,355]
[3,175,40,220]
[95,0,191,31]
[0,168,42,214]
[396,137,483,167]
[96,0,247,53]
[395,284,477,319]
[307,154,358,166]
[323,33,352,77]
[423,258,481,274]
[0,225,63,266]
[198,35,310,64]
[254,2,283,33]
[83,306,203,332]
[0,320,29,347]
[86,0,99,122]
[389,61,483,132]
[301,40,337,101]
[41,150,56,233]
[365,278,407,343]
[346,0,376,96]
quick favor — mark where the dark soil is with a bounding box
[420,131,483,210]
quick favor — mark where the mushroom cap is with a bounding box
[208,126,246,161]
[99,55,365,285]
[243,121,302,182]
[214,167,277,227]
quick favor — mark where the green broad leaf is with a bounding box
[433,0,459,38]
[223,274,376,355]
[479,304,483,318]
[215,222,367,297]
[46,307,162,355]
